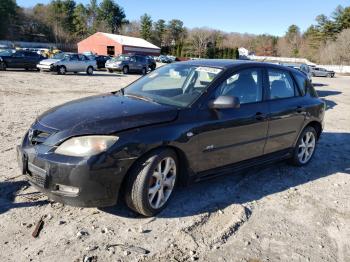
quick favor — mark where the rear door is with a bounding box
[78,54,89,71]
[24,51,40,68]
[264,68,306,154]
[135,56,145,71]
[320,68,328,77]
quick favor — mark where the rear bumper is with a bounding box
[16,143,134,207]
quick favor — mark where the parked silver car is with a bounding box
[105,54,148,75]
[37,53,97,75]
[281,63,312,82]
[311,67,335,77]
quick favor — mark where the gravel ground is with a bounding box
[0,69,349,262]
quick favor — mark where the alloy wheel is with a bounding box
[298,131,316,164]
[59,66,66,75]
[148,157,176,209]
[87,67,93,75]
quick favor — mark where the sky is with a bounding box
[16,0,350,36]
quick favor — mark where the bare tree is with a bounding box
[120,20,141,37]
[189,27,212,58]
[321,28,350,64]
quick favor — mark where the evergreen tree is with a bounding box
[140,13,152,41]
[73,4,88,38]
[153,19,166,46]
[98,0,127,34]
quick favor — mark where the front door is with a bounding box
[194,67,269,173]
[264,68,306,154]
[67,54,80,71]
[8,51,25,68]
[128,56,138,71]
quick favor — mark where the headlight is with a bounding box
[55,136,118,157]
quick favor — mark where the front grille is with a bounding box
[27,162,48,188]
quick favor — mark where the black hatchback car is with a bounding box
[0,50,44,70]
[17,60,325,216]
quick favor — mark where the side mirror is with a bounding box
[209,96,240,109]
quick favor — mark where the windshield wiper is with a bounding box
[125,93,159,104]
[114,89,124,96]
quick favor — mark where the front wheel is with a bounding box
[58,66,66,75]
[141,67,147,75]
[107,69,113,73]
[123,66,129,74]
[327,73,332,78]
[290,126,317,166]
[86,66,93,75]
[125,149,178,216]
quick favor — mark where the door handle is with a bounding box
[255,112,266,121]
[296,106,305,113]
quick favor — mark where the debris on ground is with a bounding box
[31,217,44,238]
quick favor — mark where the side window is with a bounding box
[215,68,263,104]
[293,72,307,96]
[268,69,297,99]
[13,52,25,57]
[78,55,87,61]
[70,55,79,61]
[136,56,145,63]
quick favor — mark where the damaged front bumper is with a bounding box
[37,64,58,72]
[16,128,135,207]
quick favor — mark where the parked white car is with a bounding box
[37,53,97,75]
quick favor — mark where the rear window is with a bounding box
[293,72,307,96]
[293,71,318,97]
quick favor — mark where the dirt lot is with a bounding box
[0,70,349,262]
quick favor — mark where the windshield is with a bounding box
[52,53,66,59]
[0,50,14,56]
[110,55,130,62]
[124,63,223,108]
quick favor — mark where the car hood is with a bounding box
[39,58,61,65]
[36,93,178,143]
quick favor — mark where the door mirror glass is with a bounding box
[209,96,240,109]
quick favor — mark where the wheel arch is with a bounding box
[118,145,191,201]
[306,121,322,140]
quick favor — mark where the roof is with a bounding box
[180,59,303,73]
[181,59,260,68]
[100,32,160,50]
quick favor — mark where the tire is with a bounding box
[0,61,6,70]
[107,69,113,73]
[327,73,332,78]
[74,72,78,74]
[142,67,147,75]
[123,66,129,74]
[290,126,317,166]
[125,148,178,216]
[86,66,93,75]
[58,66,66,75]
